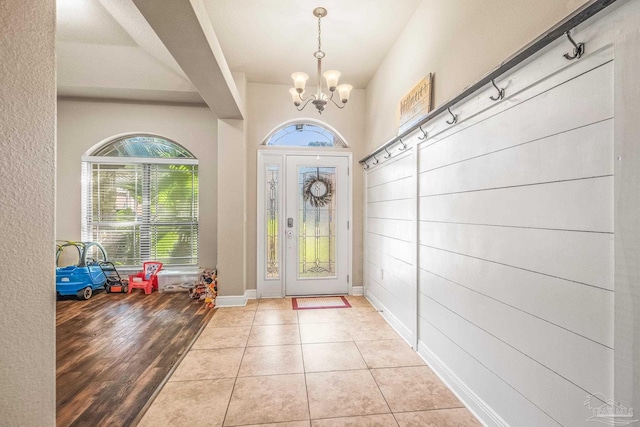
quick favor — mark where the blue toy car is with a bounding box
[56,241,108,300]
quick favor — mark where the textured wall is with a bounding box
[0,0,56,424]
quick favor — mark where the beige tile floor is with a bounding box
[139,296,482,427]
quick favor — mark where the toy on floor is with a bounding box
[128,261,163,295]
[56,241,108,300]
[204,274,218,308]
[189,268,217,308]
[100,261,128,293]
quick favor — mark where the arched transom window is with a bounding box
[264,122,346,147]
[82,135,199,267]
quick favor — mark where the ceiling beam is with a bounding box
[132,0,244,119]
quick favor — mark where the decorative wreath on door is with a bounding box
[303,175,333,207]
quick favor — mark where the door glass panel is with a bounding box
[298,166,336,278]
[266,165,279,279]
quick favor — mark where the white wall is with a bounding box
[364,0,589,153]
[246,83,366,293]
[363,0,640,425]
[0,0,56,424]
[56,99,219,268]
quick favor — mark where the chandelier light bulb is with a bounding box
[289,87,302,106]
[291,72,309,92]
[323,70,341,91]
[336,84,353,103]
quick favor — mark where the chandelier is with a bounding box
[289,7,353,114]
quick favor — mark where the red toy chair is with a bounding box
[128,261,163,295]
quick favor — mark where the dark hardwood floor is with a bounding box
[56,290,215,427]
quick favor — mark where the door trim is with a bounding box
[257,150,352,298]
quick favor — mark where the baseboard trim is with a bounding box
[215,295,246,307]
[417,340,507,427]
[350,286,364,296]
[364,290,413,345]
[216,289,257,307]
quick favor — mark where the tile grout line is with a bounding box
[220,307,256,427]
[220,299,472,426]
[352,338,399,426]
[298,307,314,425]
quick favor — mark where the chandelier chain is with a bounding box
[317,15,322,53]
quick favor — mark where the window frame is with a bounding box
[262,120,348,148]
[81,135,199,268]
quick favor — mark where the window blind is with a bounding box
[82,162,198,266]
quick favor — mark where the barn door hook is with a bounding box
[363,161,370,170]
[384,147,392,159]
[563,31,584,60]
[397,138,407,151]
[372,155,379,165]
[446,107,458,125]
[489,79,505,101]
[418,125,428,140]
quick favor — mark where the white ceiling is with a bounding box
[56,0,203,103]
[56,0,421,103]
[204,0,422,88]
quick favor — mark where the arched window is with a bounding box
[82,135,198,267]
[264,121,347,147]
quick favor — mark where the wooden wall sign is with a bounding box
[398,74,433,134]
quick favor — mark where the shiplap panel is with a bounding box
[419,296,603,426]
[418,61,613,172]
[367,218,413,243]
[420,222,613,290]
[367,231,413,259]
[421,270,613,395]
[367,246,414,287]
[367,199,414,221]
[365,150,416,344]
[366,262,413,312]
[418,321,558,426]
[366,277,413,332]
[367,280,414,340]
[367,176,413,203]
[419,245,613,347]
[419,176,613,232]
[419,119,613,196]
[366,153,413,188]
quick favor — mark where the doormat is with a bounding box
[292,296,352,310]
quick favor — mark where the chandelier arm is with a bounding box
[328,96,346,109]
[297,92,311,102]
[296,97,315,111]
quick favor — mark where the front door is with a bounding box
[284,155,349,295]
